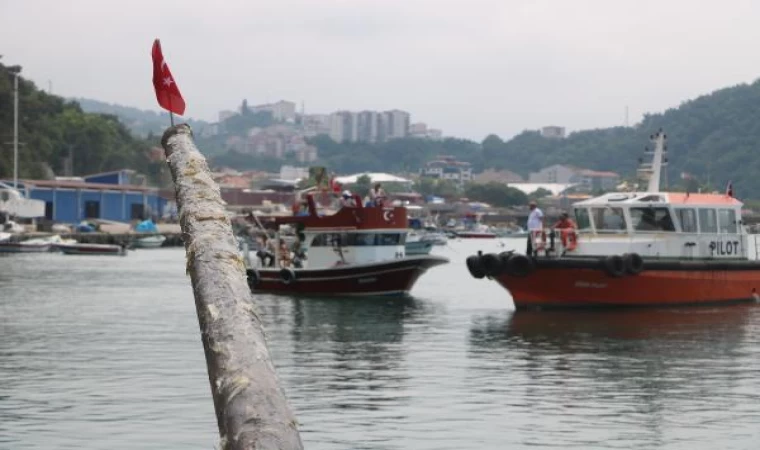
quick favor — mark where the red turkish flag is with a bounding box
[151,39,186,115]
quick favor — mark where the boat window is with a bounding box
[630,207,675,232]
[591,207,627,232]
[676,208,697,233]
[574,208,592,231]
[312,233,406,246]
[377,233,405,245]
[698,209,718,234]
[349,233,376,246]
[718,209,738,234]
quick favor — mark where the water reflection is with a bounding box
[467,305,760,449]
[258,296,428,417]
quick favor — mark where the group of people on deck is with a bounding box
[338,183,387,208]
[525,200,577,256]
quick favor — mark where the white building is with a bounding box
[420,156,473,185]
[253,100,297,122]
[382,109,410,140]
[529,164,620,192]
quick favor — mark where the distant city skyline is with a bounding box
[3,0,760,141]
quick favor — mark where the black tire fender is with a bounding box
[603,255,626,278]
[280,267,296,285]
[480,253,503,276]
[623,253,644,275]
[506,253,535,277]
[466,255,487,279]
[247,269,260,289]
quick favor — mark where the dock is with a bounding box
[4,231,184,246]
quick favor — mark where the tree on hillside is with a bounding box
[528,187,553,200]
[353,174,373,197]
[465,182,528,207]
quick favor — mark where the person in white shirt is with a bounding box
[340,190,356,207]
[526,200,544,256]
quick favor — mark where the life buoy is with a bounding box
[531,230,546,251]
[623,253,644,275]
[280,267,296,285]
[602,255,626,278]
[382,209,394,223]
[247,269,260,289]
[506,253,535,277]
[466,255,487,279]
[560,229,577,251]
[480,253,503,277]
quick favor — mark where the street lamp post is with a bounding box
[13,70,19,190]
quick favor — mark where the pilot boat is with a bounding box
[465,130,760,309]
[245,193,449,296]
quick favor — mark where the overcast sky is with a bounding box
[2,0,760,141]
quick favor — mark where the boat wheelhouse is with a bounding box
[465,130,760,309]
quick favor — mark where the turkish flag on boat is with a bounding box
[151,39,186,115]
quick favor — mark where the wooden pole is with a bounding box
[161,124,303,450]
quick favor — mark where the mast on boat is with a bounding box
[638,129,667,193]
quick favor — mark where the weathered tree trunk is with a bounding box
[161,124,303,450]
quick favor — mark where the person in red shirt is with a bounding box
[553,212,578,254]
[553,212,576,230]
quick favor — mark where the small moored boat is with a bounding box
[57,242,128,256]
[133,235,166,248]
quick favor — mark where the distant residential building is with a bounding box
[529,164,577,184]
[575,169,620,191]
[382,109,410,140]
[357,111,380,143]
[302,114,331,137]
[420,156,473,185]
[528,164,620,192]
[409,123,443,140]
[198,122,220,138]
[540,126,566,139]
[253,100,297,122]
[426,129,443,140]
[473,169,525,184]
[328,111,356,143]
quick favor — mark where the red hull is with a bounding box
[497,267,760,309]
[248,255,448,296]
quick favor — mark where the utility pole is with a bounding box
[13,70,20,189]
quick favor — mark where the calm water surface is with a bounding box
[2,239,760,449]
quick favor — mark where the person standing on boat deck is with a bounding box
[526,200,544,256]
[340,190,356,207]
[370,183,387,207]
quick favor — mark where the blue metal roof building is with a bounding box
[3,169,167,224]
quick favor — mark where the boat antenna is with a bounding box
[646,130,666,193]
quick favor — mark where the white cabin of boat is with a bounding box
[568,191,746,259]
[264,192,410,269]
[541,130,751,260]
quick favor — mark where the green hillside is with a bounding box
[74,97,212,138]
[479,80,760,194]
[303,79,760,197]
[0,58,164,183]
